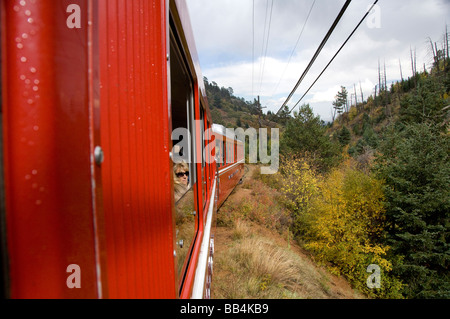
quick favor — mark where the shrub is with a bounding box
[304,161,403,298]
[278,156,404,298]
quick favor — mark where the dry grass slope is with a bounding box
[211,165,365,299]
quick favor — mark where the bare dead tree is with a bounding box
[378,59,382,92]
[444,25,450,59]
[429,37,437,66]
[399,59,403,80]
[359,81,364,104]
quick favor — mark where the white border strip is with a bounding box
[218,159,245,176]
[191,178,217,299]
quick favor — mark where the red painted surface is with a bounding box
[217,162,245,208]
[1,0,102,298]
[98,0,177,299]
[216,135,245,208]
[1,0,239,299]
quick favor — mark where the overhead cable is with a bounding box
[258,0,274,97]
[252,0,255,98]
[276,0,352,115]
[289,0,379,114]
[272,0,316,96]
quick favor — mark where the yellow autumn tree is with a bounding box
[278,155,319,238]
[303,159,403,298]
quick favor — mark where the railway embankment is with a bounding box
[211,165,365,299]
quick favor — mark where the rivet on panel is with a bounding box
[94,146,104,165]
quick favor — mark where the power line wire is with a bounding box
[289,0,379,114]
[272,0,316,96]
[252,0,255,99]
[276,0,352,115]
[258,0,274,97]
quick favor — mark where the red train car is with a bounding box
[0,0,242,299]
[213,124,245,208]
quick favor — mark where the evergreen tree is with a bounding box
[278,105,292,125]
[332,86,349,122]
[374,123,450,298]
[337,126,351,146]
[280,104,341,172]
[400,75,447,129]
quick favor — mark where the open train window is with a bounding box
[223,140,226,165]
[200,107,206,207]
[169,26,198,291]
[227,139,234,164]
[216,136,222,168]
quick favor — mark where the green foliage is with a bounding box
[203,78,281,129]
[278,157,404,298]
[374,123,450,298]
[333,86,348,115]
[277,156,320,238]
[280,104,342,172]
[399,75,448,128]
[337,126,351,146]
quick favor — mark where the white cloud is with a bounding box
[186,0,450,122]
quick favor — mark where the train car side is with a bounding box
[213,125,245,208]
[0,0,227,299]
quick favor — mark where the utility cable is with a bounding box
[258,0,274,97]
[289,0,379,114]
[252,0,255,99]
[272,0,316,96]
[276,0,352,115]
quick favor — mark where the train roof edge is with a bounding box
[171,0,211,122]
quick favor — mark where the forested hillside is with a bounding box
[204,78,289,129]
[269,42,449,298]
[207,32,449,299]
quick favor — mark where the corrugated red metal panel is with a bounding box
[99,0,177,298]
[217,163,245,208]
[2,0,101,298]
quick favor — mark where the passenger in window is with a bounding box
[173,162,190,202]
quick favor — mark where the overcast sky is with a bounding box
[185,0,450,121]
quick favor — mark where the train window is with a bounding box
[215,135,222,168]
[227,140,234,164]
[200,107,206,207]
[169,29,197,287]
[223,140,226,165]
[237,141,244,162]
